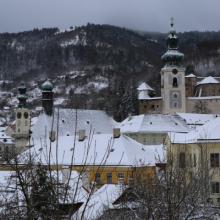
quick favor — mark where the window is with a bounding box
[117,173,124,179]
[173,102,178,108]
[95,173,101,184]
[210,153,219,168]
[211,182,220,194]
[179,152,186,168]
[17,112,22,119]
[173,77,178,87]
[173,93,178,99]
[24,112,29,119]
[193,154,197,167]
[107,173,112,184]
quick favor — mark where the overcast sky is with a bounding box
[0,0,219,33]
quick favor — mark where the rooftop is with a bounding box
[197,76,220,86]
[137,82,154,91]
[169,116,220,144]
[31,109,117,140]
[120,114,189,134]
[23,133,165,166]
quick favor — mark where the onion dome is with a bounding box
[161,18,184,66]
[18,82,27,108]
[41,79,53,92]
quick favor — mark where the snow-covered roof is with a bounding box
[120,114,189,134]
[177,113,218,127]
[0,130,14,145]
[24,134,164,166]
[137,82,154,91]
[197,76,220,86]
[185,73,196,78]
[138,89,161,100]
[74,184,124,220]
[187,96,220,100]
[138,90,150,100]
[169,116,220,144]
[32,109,117,140]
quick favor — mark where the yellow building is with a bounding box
[166,116,220,204]
[23,126,165,187]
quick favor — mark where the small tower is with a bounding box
[137,82,162,114]
[15,83,31,151]
[41,79,54,116]
[161,18,186,114]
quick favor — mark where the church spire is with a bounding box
[161,18,184,66]
[17,82,28,108]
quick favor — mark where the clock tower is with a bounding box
[161,18,186,114]
[15,83,31,151]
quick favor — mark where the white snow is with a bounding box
[137,82,157,100]
[176,113,219,128]
[187,96,220,100]
[185,73,196,78]
[120,114,189,134]
[169,116,220,144]
[137,82,154,91]
[31,109,117,140]
[197,76,220,85]
[26,133,164,167]
[60,32,87,47]
[74,184,124,220]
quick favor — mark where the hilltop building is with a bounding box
[138,19,220,115]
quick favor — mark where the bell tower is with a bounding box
[41,79,54,116]
[15,83,31,151]
[161,18,186,114]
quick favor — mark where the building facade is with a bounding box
[138,20,220,115]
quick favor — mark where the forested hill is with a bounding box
[1,24,220,81]
[1,24,220,120]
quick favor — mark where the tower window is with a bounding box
[17,112,22,119]
[24,112,29,119]
[173,93,178,99]
[173,77,178,87]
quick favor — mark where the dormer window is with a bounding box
[173,77,178,87]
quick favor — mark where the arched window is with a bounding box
[173,77,178,87]
[173,93,178,99]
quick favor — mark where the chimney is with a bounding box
[78,130,86,141]
[113,128,120,138]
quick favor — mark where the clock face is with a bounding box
[172,68,178,75]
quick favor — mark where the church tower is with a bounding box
[161,18,186,114]
[15,83,31,151]
[41,79,54,116]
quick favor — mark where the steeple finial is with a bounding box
[170,17,174,28]
[161,18,184,66]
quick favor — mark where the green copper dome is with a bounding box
[161,18,184,66]
[41,80,53,91]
